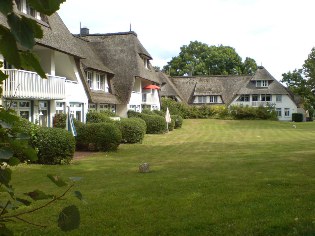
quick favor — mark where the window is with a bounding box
[210,96,218,103]
[237,94,250,102]
[197,96,207,103]
[276,95,282,102]
[26,0,36,17]
[284,108,290,117]
[88,104,96,112]
[252,94,259,101]
[7,100,31,121]
[86,71,93,89]
[96,73,102,90]
[261,94,272,101]
[276,108,282,117]
[256,80,269,87]
[56,102,65,114]
[99,103,109,111]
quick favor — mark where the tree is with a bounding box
[0,0,83,233]
[162,41,257,76]
[281,47,315,115]
[242,57,258,75]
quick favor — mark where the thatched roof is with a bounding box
[159,72,186,102]
[79,32,160,104]
[0,8,83,58]
[163,67,293,105]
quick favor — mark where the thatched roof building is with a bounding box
[79,31,161,104]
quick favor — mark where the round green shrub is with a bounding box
[119,118,147,143]
[140,114,167,134]
[171,115,183,129]
[53,113,67,128]
[167,118,175,131]
[31,127,75,164]
[86,112,114,123]
[76,122,122,151]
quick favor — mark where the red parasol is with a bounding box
[143,84,160,90]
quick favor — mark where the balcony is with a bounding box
[2,69,66,100]
[142,93,158,105]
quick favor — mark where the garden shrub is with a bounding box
[76,122,122,151]
[292,113,303,122]
[167,117,175,131]
[127,110,142,118]
[86,112,114,123]
[171,115,183,129]
[100,110,116,117]
[31,127,75,164]
[119,118,146,143]
[53,113,67,128]
[128,111,166,134]
[229,105,277,120]
[152,110,165,117]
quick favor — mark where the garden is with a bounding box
[2,117,315,235]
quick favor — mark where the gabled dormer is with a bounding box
[86,70,110,93]
[251,66,275,88]
[15,0,48,24]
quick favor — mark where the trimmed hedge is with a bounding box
[53,113,67,128]
[86,112,114,123]
[292,113,303,122]
[128,110,167,134]
[167,118,175,131]
[171,115,183,129]
[31,127,75,164]
[119,118,147,143]
[76,122,122,151]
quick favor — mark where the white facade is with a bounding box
[0,46,89,126]
[230,94,297,121]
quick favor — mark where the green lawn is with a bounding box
[4,120,315,235]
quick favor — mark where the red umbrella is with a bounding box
[143,84,160,90]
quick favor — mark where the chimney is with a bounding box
[80,27,89,36]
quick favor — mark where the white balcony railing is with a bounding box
[2,69,66,99]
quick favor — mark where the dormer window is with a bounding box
[86,70,109,92]
[256,80,269,87]
[140,55,150,69]
[15,0,48,23]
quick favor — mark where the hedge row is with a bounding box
[161,97,278,120]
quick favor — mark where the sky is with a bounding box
[58,0,315,80]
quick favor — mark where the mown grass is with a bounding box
[3,120,315,235]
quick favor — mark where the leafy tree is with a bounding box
[0,0,83,233]
[162,41,257,76]
[242,57,258,75]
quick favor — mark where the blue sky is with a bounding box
[58,0,315,80]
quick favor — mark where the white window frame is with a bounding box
[261,94,272,102]
[256,80,269,87]
[276,95,282,102]
[198,96,207,103]
[284,108,290,117]
[276,108,282,117]
[86,71,93,89]
[210,96,218,103]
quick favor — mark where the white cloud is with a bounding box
[58,0,315,79]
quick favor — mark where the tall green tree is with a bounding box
[242,57,258,75]
[281,47,315,114]
[162,41,257,76]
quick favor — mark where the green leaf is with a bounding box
[20,51,47,79]
[16,198,32,206]
[47,174,67,187]
[0,168,12,187]
[74,191,83,201]
[24,190,54,201]
[7,13,35,49]
[0,0,13,16]
[0,25,21,68]
[0,70,8,83]
[58,205,80,232]
[27,0,66,16]
[22,16,43,39]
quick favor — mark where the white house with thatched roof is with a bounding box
[161,67,299,121]
[0,1,89,126]
[78,31,161,117]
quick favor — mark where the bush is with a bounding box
[53,113,67,128]
[292,113,303,122]
[171,115,183,129]
[86,112,114,123]
[76,122,122,151]
[100,110,116,117]
[229,105,278,120]
[119,118,146,143]
[128,111,166,134]
[167,118,175,131]
[31,127,75,164]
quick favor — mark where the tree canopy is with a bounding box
[162,41,257,76]
[281,47,315,114]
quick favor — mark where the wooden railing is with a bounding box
[2,69,66,99]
